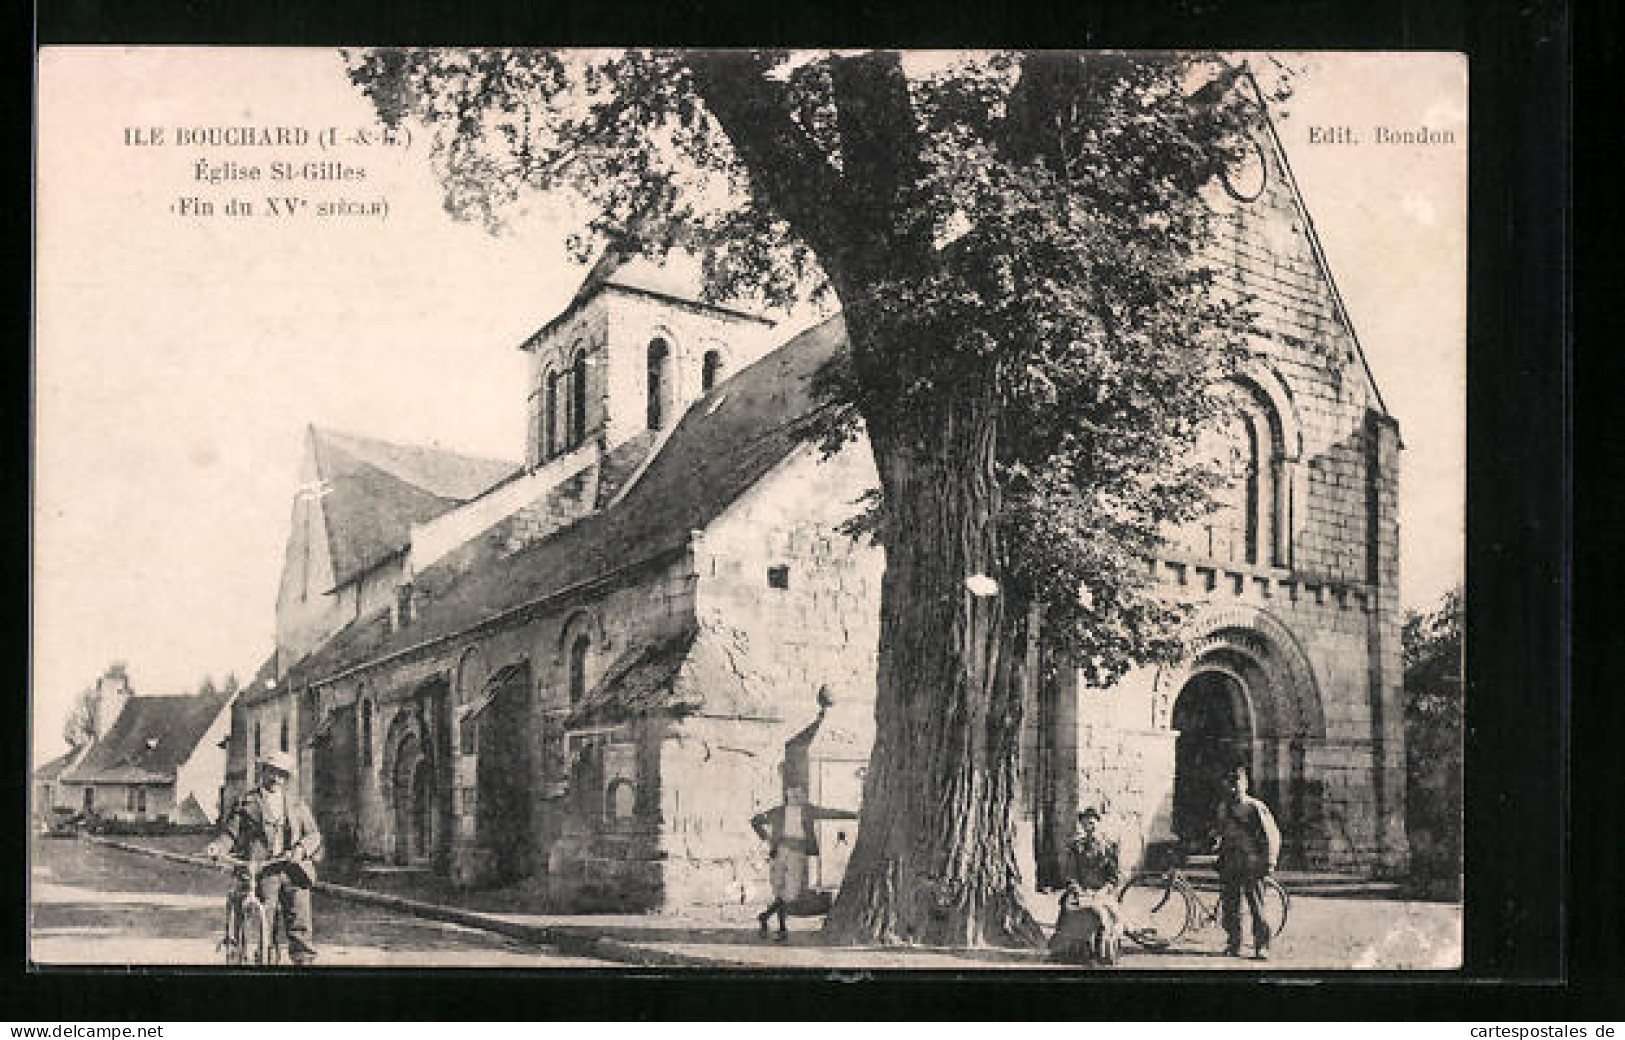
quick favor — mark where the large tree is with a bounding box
[347,49,1270,946]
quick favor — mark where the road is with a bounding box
[28,835,614,968]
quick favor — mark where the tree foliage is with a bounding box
[61,662,129,750]
[1402,585,1463,897]
[345,48,1281,944]
[347,47,1270,680]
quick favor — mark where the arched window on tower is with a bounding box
[360,699,373,766]
[647,338,671,430]
[570,350,588,447]
[569,633,591,707]
[544,369,558,459]
[701,349,724,394]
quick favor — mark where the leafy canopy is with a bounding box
[346,49,1280,684]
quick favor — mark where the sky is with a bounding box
[33,49,1466,765]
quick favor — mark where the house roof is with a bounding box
[34,748,80,783]
[63,692,231,786]
[287,314,849,690]
[311,427,518,587]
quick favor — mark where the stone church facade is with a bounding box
[236,103,1407,914]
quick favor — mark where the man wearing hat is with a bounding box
[210,749,323,964]
[749,687,859,940]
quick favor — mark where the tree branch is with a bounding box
[683,51,858,261]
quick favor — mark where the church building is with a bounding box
[237,102,1408,913]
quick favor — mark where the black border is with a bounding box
[15,0,1590,1020]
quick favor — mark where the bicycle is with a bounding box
[216,853,289,966]
[1117,854,1289,951]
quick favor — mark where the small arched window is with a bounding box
[253,721,262,758]
[701,349,724,394]
[280,715,290,753]
[570,350,588,447]
[544,370,559,459]
[360,700,373,766]
[569,634,591,706]
[647,338,671,429]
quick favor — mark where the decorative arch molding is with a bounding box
[454,645,487,705]
[1232,356,1303,461]
[556,608,608,663]
[1152,602,1326,740]
[645,323,686,364]
[379,703,431,800]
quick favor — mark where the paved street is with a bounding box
[29,834,1460,970]
[28,836,614,967]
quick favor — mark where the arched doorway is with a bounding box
[409,760,433,860]
[392,730,431,865]
[1170,669,1254,850]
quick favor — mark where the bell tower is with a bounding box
[520,251,777,471]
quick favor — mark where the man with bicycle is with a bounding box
[209,749,323,965]
[1215,763,1281,960]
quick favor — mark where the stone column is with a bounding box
[1036,652,1079,890]
[1364,411,1411,875]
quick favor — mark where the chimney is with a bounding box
[93,667,133,743]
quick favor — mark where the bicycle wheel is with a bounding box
[239,899,269,966]
[223,898,244,966]
[1261,877,1290,939]
[1118,874,1193,949]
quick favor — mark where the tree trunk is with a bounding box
[823,385,1044,948]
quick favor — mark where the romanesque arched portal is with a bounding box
[1154,604,1328,867]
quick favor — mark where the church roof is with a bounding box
[311,427,518,587]
[63,692,231,786]
[525,249,773,349]
[285,314,849,688]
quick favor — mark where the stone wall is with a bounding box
[521,286,777,470]
[305,552,698,891]
[659,439,884,912]
[1048,118,1411,880]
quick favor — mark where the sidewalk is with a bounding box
[88,835,1457,971]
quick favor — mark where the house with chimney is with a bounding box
[58,683,236,826]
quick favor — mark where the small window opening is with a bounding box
[767,565,790,590]
[647,338,671,430]
[569,634,591,706]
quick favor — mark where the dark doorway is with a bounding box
[476,668,534,883]
[409,761,433,860]
[1171,670,1253,850]
[392,731,430,865]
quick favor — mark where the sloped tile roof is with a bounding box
[312,428,518,587]
[34,748,80,783]
[286,314,849,688]
[566,626,699,728]
[63,693,231,785]
[316,428,516,501]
